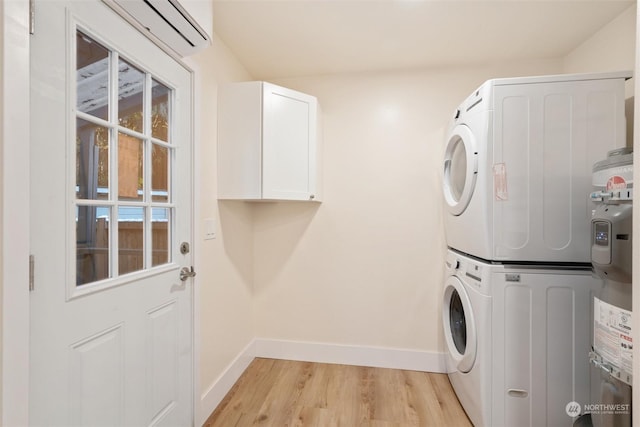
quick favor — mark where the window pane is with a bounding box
[77,31,109,120]
[74,30,179,289]
[118,207,144,275]
[152,144,169,202]
[76,119,109,200]
[152,208,170,267]
[118,133,143,201]
[152,80,170,141]
[77,206,110,286]
[118,59,145,133]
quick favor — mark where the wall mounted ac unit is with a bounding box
[103,0,211,57]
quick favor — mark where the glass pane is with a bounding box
[118,207,144,275]
[77,206,110,286]
[151,79,170,141]
[118,133,143,201]
[76,119,109,200]
[76,31,109,120]
[450,138,467,201]
[118,59,145,133]
[449,290,467,354]
[152,144,169,202]
[152,208,170,267]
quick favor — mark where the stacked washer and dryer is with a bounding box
[441,71,631,427]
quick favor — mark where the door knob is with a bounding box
[179,266,196,281]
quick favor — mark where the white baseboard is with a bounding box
[254,338,447,373]
[198,340,256,426]
[198,338,447,424]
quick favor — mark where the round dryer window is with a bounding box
[442,276,477,373]
[443,125,478,216]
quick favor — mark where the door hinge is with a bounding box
[29,255,35,291]
[29,0,35,35]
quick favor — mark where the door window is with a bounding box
[75,30,174,289]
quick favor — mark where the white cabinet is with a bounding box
[217,81,322,201]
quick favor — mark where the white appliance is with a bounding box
[442,250,492,426]
[585,149,633,427]
[102,0,211,57]
[443,71,630,263]
[442,249,601,427]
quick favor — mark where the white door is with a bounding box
[443,124,478,216]
[29,1,194,425]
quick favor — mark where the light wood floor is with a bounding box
[203,358,472,427]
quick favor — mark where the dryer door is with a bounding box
[443,124,478,216]
[443,275,477,373]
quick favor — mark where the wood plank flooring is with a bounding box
[203,358,472,427]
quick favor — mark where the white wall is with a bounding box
[187,35,256,421]
[251,3,637,363]
[564,4,636,147]
[564,4,636,80]
[254,58,563,356]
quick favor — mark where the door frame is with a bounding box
[1,3,200,425]
[2,1,30,425]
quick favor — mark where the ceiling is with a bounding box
[211,0,634,80]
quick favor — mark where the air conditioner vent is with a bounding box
[104,0,211,57]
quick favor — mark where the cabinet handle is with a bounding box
[309,194,315,200]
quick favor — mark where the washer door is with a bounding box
[442,275,477,373]
[443,124,478,216]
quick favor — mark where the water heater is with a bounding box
[583,148,633,427]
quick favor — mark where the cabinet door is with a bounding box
[262,83,318,200]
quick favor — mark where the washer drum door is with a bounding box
[443,124,478,216]
[442,276,477,373]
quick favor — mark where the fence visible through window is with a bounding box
[75,30,174,287]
